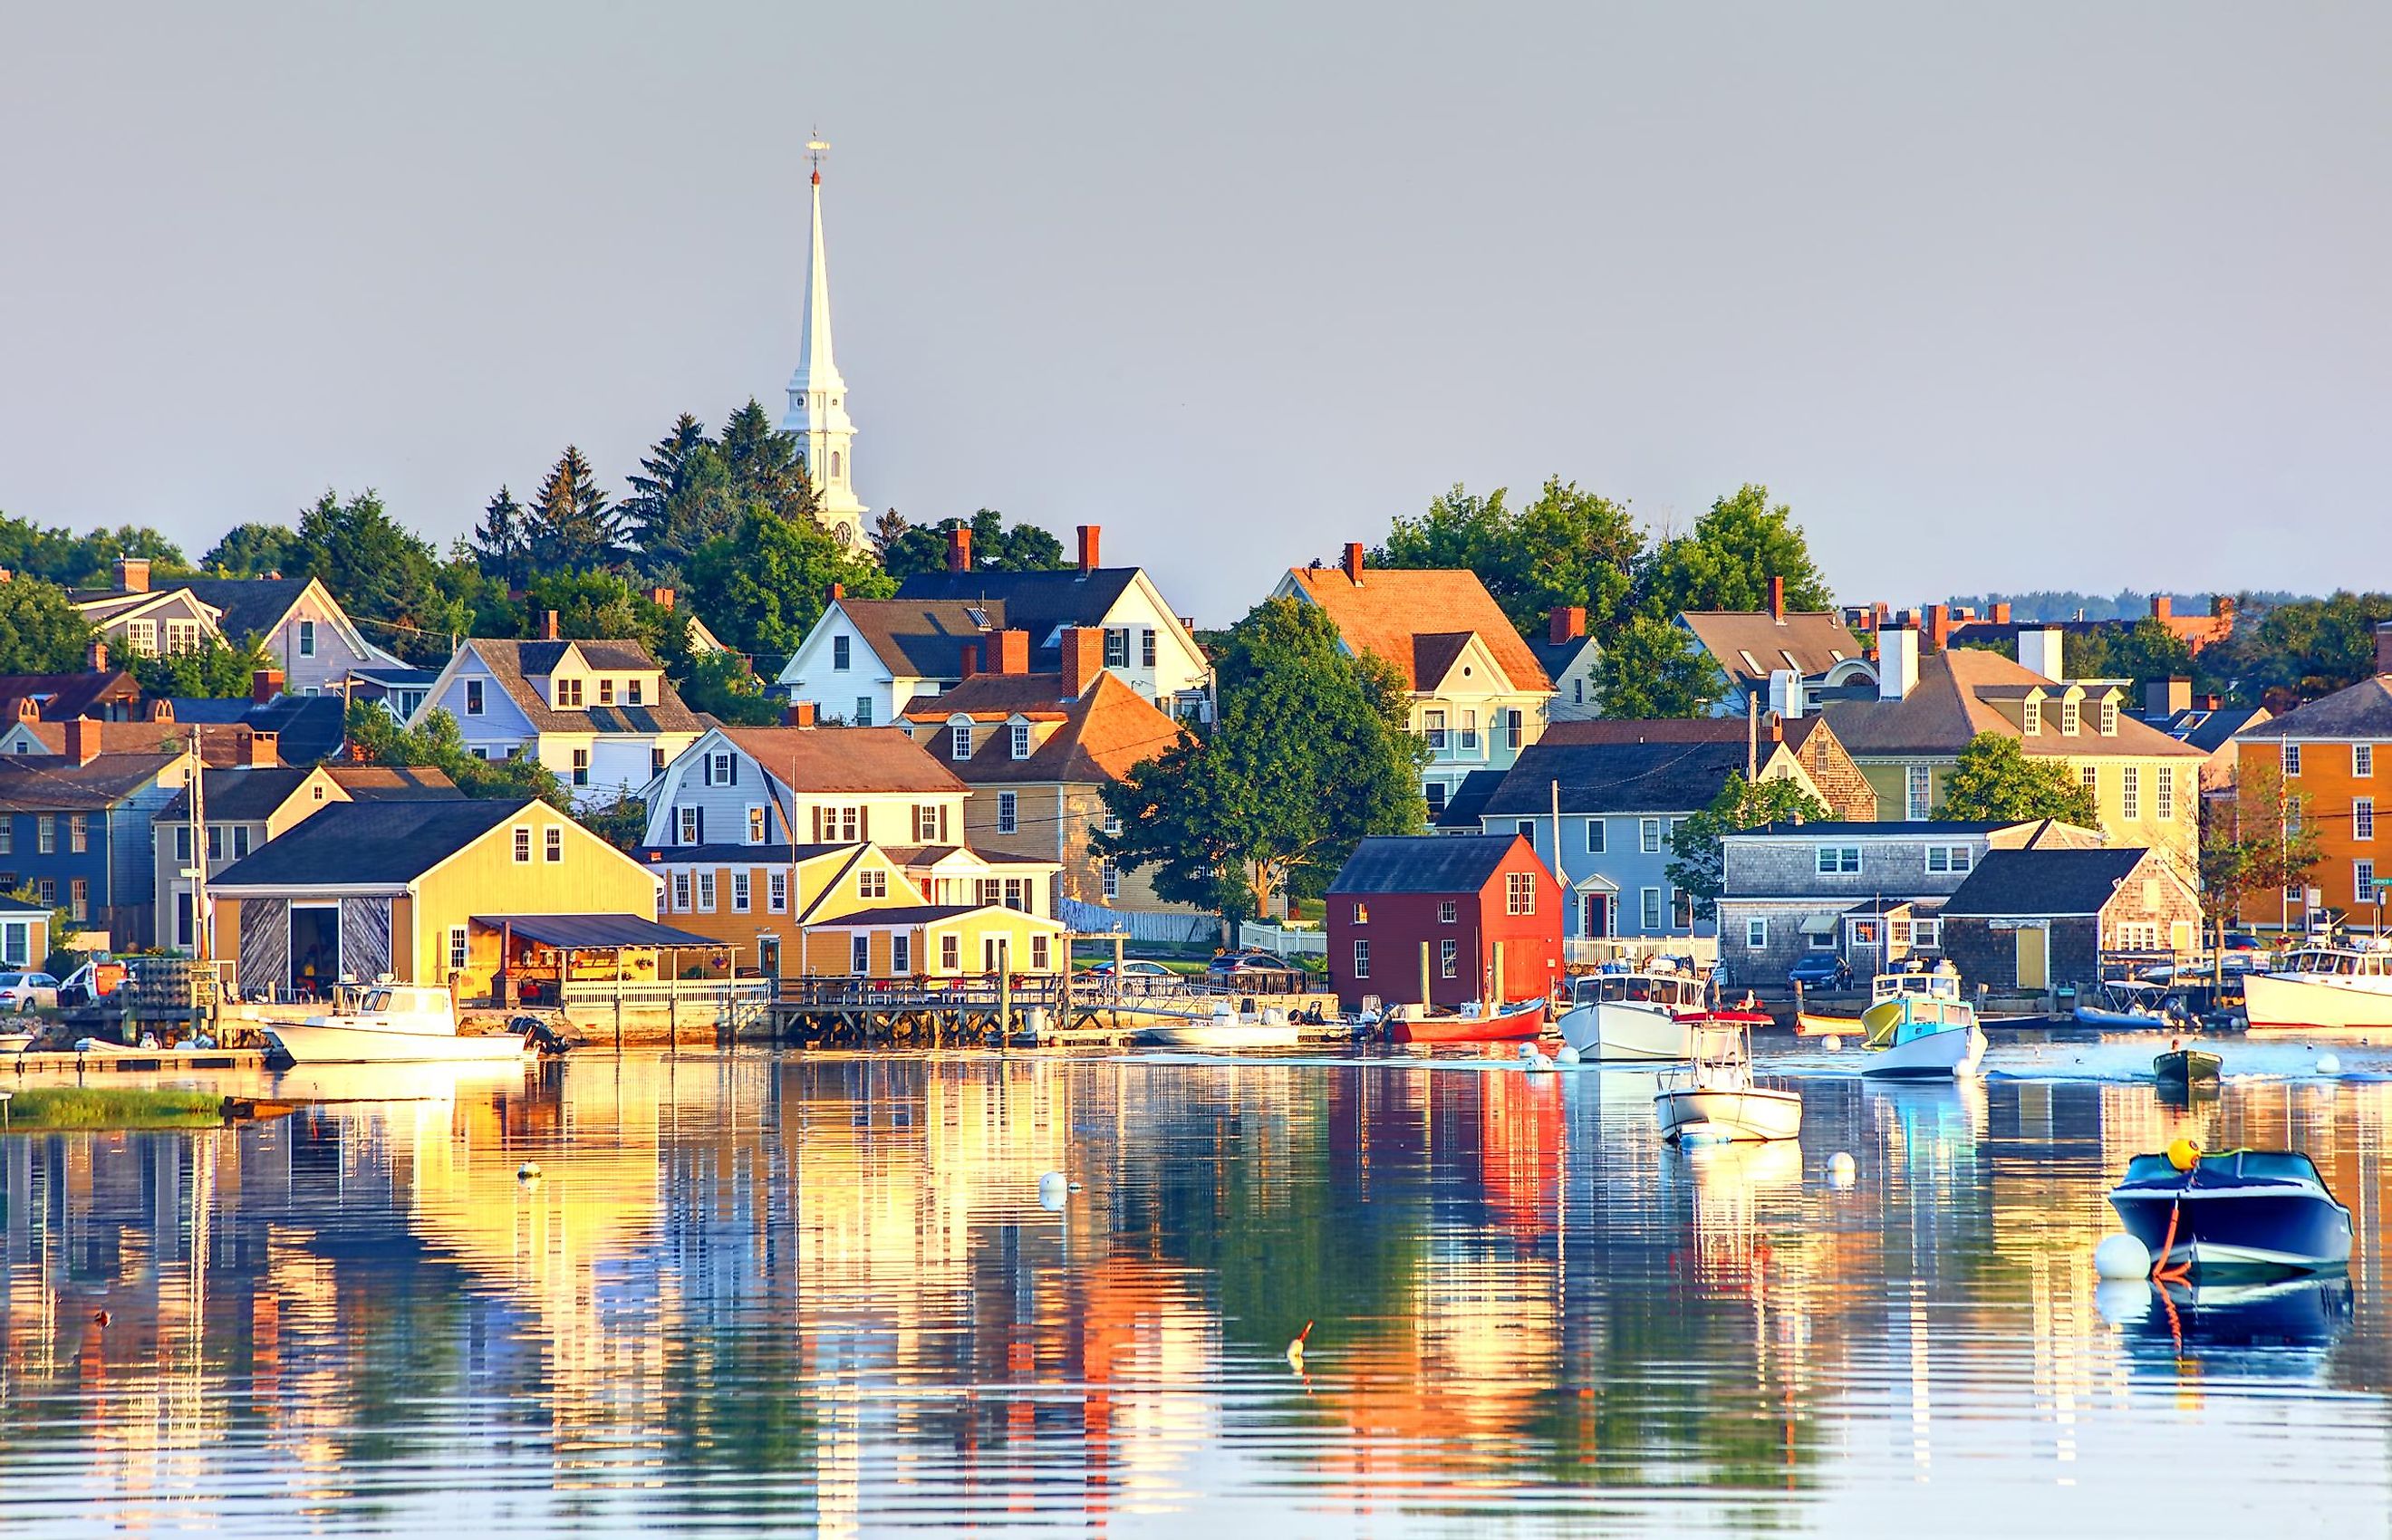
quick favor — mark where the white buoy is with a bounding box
[1525,1050,1555,1073]
[1556,1044,1581,1066]
[2094,1232,2152,1280]
[1518,1042,1538,1062]
[1827,1151,1857,1189]
[1038,1171,1070,1211]
[516,1161,541,1181]
[2317,1054,2342,1076]
[1821,1035,1843,1053]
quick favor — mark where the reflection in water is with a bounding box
[3,1051,2392,1534]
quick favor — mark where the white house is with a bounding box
[411,634,708,808]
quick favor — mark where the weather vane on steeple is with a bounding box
[806,127,830,187]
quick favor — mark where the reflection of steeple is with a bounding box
[781,133,865,546]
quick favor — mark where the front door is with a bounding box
[1847,919,1881,979]
[2017,926,2048,991]
[983,936,1007,975]
[1581,892,1612,938]
[290,904,342,999]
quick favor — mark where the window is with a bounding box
[2098,698,2118,736]
[1440,938,1459,978]
[978,879,1002,907]
[36,817,54,855]
[1423,781,1448,816]
[2156,765,2176,822]
[2081,765,2099,796]
[950,724,971,761]
[1104,629,1130,668]
[126,619,157,655]
[1031,934,1051,970]
[1141,628,1157,669]
[1437,900,1458,924]
[854,698,872,726]
[833,634,851,670]
[628,678,643,707]
[892,934,911,973]
[1640,818,1662,854]
[1905,764,1932,821]
[703,751,736,786]
[1517,820,1537,842]
[166,620,200,654]
[1459,711,1480,752]
[0,821,12,856]
[1506,709,1523,751]
[233,826,251,859]
[1925,845,1972,874]
[1423,709,1448,751]
[36,880,53,906]
[852,934,871,975]
[768,871,787,911]
[2358,798,2377,842]
[207,825,223,861]
[748,806,767,844]
[860,869,888,900]
[1351,900,1369,923]
[830,450,841,478]
[940,934,960,971]
[1816,845,1861,875]
[913,804,948,843]
[1573,679,1584,705]
[571,747,590,786]
[2022,698,2041,735]
[2120,765,2140,822]
[696,871,716,911]
[671,871,691,911]
[677,806,702,844]
[731,871,750,912]
[70,878,87,920]
[598,678,614,707]
[448,926,469,973]
[69,813,88,853]
[2059,698,2079,735]
[464,679,485,716]
[652,747,667,776]
[1640,887,1664,930]
[1010,722,1031,759]
[175,825,190,863]
[512,826,532,863]
[1585,819,1606,854]
[1003,878,1029,911]
[1353,938,1371,978]
[2357,745,2375,778]
[1505,871,1536,915]
[997,792,1018,834]
[2113,920,2159,951]
[813,805,862,842]
[2359,860,2378,904]
[1102,861,1122,900]
[1672,889,1694,929]
[1746,917,1769,950]
[545,826,563,863]
[557,677,584,707]
[297,619,316,658]
[2284,743,2302,775]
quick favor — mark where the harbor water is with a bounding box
[5,1035,2391,1536]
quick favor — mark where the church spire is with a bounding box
[781,133,865,544]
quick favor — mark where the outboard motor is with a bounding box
[511,1015,571,1055]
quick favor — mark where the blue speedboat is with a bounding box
[2107,1150,2353,1278]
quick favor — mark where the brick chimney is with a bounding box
[541,610,561,640]
[1548,606,1587,645]
[1878,627,1918,700]
[648,586,675,611]
[2378,621,2392,679]
[113,557,149,593]
[1061,626,1104,698]
[64,717,101,765]
[1342,543,1365,583]
[947,525,973,573]
[1767,575,1785,621]
[1077,524,1101,573]
[251,669,285,706]
[1991,601,2012,625]
[959,643,979,679]
[86,640,108,673]
[2151,594,2175,621]
[236,727,280,767]
[1924,602,1953,654]
[825,582,844,603]
[2146,675,2192,720]
[989,628,1031,675]
[783,702,818,728]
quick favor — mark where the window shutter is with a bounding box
[812,807,824,842]
[728,756,738,785]
[694,807,705,843]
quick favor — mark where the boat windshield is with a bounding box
[2122,1150,2324,1186]
[360,988,393,1013]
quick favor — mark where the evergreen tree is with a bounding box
[288,489,468,664]
[472,486,531,589]
[718,399,825,532]
[525,446,622,573]
[879,510,1070,582]
[622,414,737,570]
[869,508,911,562]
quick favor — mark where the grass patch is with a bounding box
[1,1087,225,1130]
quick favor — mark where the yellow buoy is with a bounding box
[2165,1137,2201,1172]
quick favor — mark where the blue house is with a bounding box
[0,728,195,948]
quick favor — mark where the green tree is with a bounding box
[127,633,275,698]
[1375,478,1644,637]
[525,446,622,572]
[2200,760,2322,951]
[2203,591,2391,705]
[674,649,784,727]
[0,576,96,673]
[622,414,745,573]
[198,523,302,578]
[1641,484,1833,618]
[1594,616,1726,718]
[680,504,892,660]
[879,509,1070,582]
[1665,773,1832,921]
[287,490,465,664]
[868,508,911,562]
[0,515,188,588]
[471,486,532,589]
[342,700,566,807]
[719,399,829,534]
[1095,597,1426,922]
[1934,733,2101,827]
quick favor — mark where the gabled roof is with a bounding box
[834,598,1014,679]
[1480,737,1751,817]
[1824,649,2204,758]
[901,670,1187,784]
[323,765,463,800]
[2236,676,2392,741]
[0,752,182,812]
[158,766,318,823]
[713,725,968,795]
[1678,611,1867,692]
[211,798,528,888]
[1940,847,2162,918]
[12,717,261,765]
[632,841,858,866]
[1282,566,1550,692]
[1524,632,1598,682]
[0,670,145,723]
[892,569,1145,649]
[169,577,313,640]
[463,639,708,734]
[1328,834,1526,895]
[168,695,348,763]
[1434,768,1509,831]
[2148,703,2269,753]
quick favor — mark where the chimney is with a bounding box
[251,668,285,706]
[958,643,979,679]
[2019,625,2066,682]
[1061,626,1104,698]
[0,567,13,582]
[2378,621,2392,679]
[2146,676,2192,720]
[1342,543,1365,583]
[541,610,561,640]
[990,628,1031,675]
[1924,602,1952,654]
[783,701,818,728]
[236,727,279,767]
[64,717,101,765]
[113,557,150,593]
[86,640,108,673]
[1991,602,2012,625]
[1878,627,1918,701]
[1548,606,1587,645]
[1077,524,1101,574]
[947,525,973,573]
[826,582,844,603]
[2151,594,2174,621]
[1768,575,1786,621]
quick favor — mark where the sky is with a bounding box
[4,2,2388,626]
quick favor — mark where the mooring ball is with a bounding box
[1518,1042,1538,1061]
[1555,1044,1580,1066]
[2094,1232,2152,1280]
[1037,1171,1069,1210]
[2317,1054,2343,1076]
[2166,1137,2201,1171]
[1827,1151,1857,1189]
[516,1162,541,1181]
[1821,1034,1843,1053]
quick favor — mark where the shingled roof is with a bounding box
[1825,649,2204,759]
[158,766,320,823]
[0,752,183,813]
[465,639,708,734]
[892,569,1144,653]
[834,598,1011,679]
[714,725,968,795]
[902,670,1187,784]
[0,670,146,723]
[1679,611,1867,695]
[2237,675,2392,741]
[323,765,463,801]
[211,798,527,888]
[1281,565,1550,692]
[1481,737,1751,817]
[1328,834,1526,894]
[1939,847,2159,918]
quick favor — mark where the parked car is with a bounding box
[1787,952,1852,991]
[0,971,62,1010]
[2223,932,2264,952]
[1080,959,1180,995]
[1208,948,1296,981]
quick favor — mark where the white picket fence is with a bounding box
[1238,920,1327,957]
[1060,899,1220,948]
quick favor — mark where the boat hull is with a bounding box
[1388,1005,1545,1044]
[1796,1012,1861,1037]
[1557,1002,1691,1061]
[2155,1049,2223,1083]
[1133,1022,1301,1050]
[2109,1188,2353,1277]
[264,1023,535,1065]
[1655,1085,1802,1142]
[2075,1006,2175,1029]
[1860,1024,1987,1079]
[2242,971,2392,1032]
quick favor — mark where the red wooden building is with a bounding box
[1325,834,1562,1014]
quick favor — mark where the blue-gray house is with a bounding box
[0,728,195,948]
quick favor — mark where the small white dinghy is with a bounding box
[1654,1023,1802,1142]
[265,983,537,1065]
[1131,1002,1301,1051]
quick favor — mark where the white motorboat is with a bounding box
[1556,965,1705,1062]
[1654,1023,1801,1142]
[2242,943,2392,1032]
[1131,1004,1301,1051]
[1858,966,1986,1079]
[264,984,537,1065]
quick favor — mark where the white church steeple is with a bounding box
[781,136,865,545]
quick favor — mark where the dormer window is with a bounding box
[628,677,643,707]
[2022,698,2041,735]
[556,678,584,707]
[2059,698,2079,736]
[2098,698,2117,736]
[702,751,736,787]
[1009,722,1030,760]
[950,723,971,761]
[599,678,615,707]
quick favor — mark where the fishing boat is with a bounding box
[2107,1147,2353,1278]
[2154,1043,2223,1085]
[1384,996,1547,1044]
[1555,964,1706,1061]
[1654,1023,1802,1142]
[263,983,538,1065]
[1131,1003,1302,1051]
[2074,979,2181,1029]
[2242,941,2392,1031]
[1858,965,1986,1079]
[1796,1010,1862,1037]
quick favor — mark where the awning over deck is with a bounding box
[473,913,719,948]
